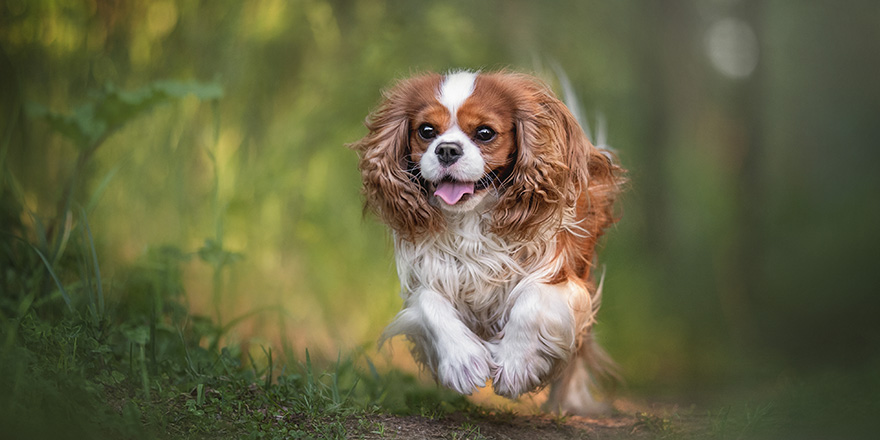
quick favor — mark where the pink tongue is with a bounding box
[434,181,475,205]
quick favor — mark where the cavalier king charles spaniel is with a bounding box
[352,70,623,414]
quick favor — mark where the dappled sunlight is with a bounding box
[705,18,759,80]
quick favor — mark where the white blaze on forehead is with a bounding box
[421,70,485,207]
[438,71,477,119]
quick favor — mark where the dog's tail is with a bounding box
[550,61,617,158]
[544,271,621,415]
[544,331,621,415]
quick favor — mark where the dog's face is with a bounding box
[407,71,517,212]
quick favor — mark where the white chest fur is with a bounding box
[394,209,560,337]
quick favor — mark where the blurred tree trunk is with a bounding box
[639,0,695,259]
[720,0,765,347]
[638,2,677,259]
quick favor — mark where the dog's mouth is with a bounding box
[431,173,498,205]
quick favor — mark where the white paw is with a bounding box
[490,343,554,398]
[436,341,493,395]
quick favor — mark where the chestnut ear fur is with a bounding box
[350,74,444,241]
[491,74,623,244]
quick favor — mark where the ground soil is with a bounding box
[349,413,646,439]
[344,400,704,439]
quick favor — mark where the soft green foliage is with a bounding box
[0,79,476,438]
[26,81,222,151]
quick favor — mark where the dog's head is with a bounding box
[353,70,619,242]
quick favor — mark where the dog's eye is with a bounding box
[474,126,496,142]
[417,123,436,140]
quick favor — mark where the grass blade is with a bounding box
[331,351,342,405]
[29,244,72,311]
[80,208,104,316]
[75,239,97,323]
[85,164,122,214]
[305,348,314,393]
[261,345,274,389]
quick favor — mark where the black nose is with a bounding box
[435,142,463,166]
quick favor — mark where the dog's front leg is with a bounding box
[490,279,587,398]
[387,288,494,395]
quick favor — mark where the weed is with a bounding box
[634,411,676,437]
[551,410,570,427]
[358,417,387,437]
[452,422,488,440]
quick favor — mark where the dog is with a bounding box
[352,70,623,414]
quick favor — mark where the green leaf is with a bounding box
[122,325,150,345]
[27,80,224,150]
[110,370,127,384]
[197,238,243,267]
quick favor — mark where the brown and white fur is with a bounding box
[352,70,623,414]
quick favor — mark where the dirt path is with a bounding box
[345,406,695,439]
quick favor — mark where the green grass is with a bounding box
[0,235,476,439]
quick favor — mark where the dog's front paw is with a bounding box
[436,341,493,395]
[490,343,554,398]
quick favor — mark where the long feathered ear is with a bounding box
[491,76,592,241]
[350,76,443,241]
[582,138,625,255]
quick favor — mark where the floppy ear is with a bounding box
[351,79,443,241]
[582,138,625,252]
[492,77,591,241]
